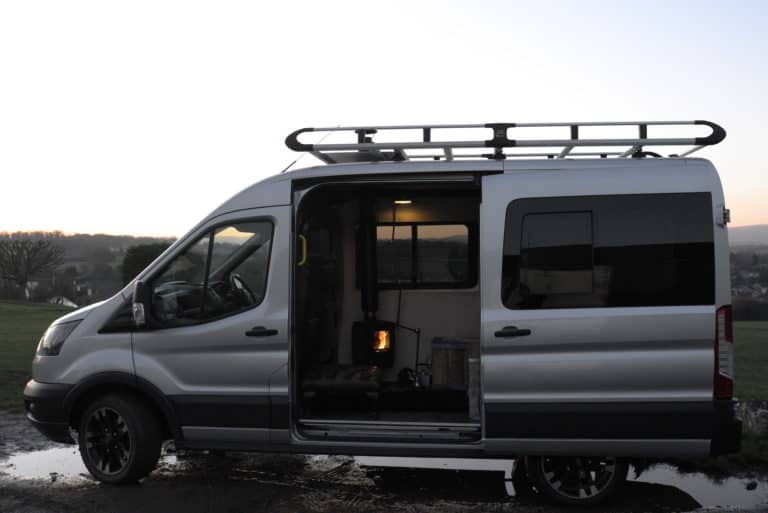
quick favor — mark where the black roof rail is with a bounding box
[284,120,725,165]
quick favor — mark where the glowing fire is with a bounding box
[373,330,391,352]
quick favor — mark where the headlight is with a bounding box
[36,320,82,356]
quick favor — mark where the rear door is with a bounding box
[480,169,717,450]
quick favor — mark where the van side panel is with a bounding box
[481,163,720,456]
[482,306,715,438]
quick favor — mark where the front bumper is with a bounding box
[710,399,743,456]
[23,379,75,444]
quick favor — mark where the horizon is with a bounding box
[0,229,178,239]
[2,222,768,241]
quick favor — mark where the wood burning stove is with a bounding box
[352,319,396,368]
[350,195,399,368]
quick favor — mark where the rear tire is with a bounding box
[526,455,628,506]
[77,394,162,484]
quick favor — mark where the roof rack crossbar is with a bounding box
[619,145,641,159]
[284,120,725,164]
[677,145,706,158]
[406,151,629,159]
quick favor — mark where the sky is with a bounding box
[1,0,766,237]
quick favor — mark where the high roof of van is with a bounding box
[208,157,721,220]
[283,156,708,179]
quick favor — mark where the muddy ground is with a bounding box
[1,412,767,513]
[0,412,56,457]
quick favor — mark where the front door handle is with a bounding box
[494,326,531,338]
[245,326,278,337]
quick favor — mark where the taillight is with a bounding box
[715,305,734,399]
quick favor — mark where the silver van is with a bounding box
[24,121,741,505]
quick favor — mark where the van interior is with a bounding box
[293,180,482,442]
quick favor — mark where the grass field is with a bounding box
[0,301,766,412]
[0,301,74,412]
[733,321,768,400]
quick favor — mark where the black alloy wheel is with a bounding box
[83,407,131,475]
[526,455,628,506]
[78,394,162,484]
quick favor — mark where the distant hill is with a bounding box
[729,225,768,246]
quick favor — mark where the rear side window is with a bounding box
[502,193,715,309]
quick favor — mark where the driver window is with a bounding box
[151,220,273,327]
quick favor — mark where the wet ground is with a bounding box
[1,413,767,513]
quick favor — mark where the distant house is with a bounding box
[752,284,768,299]
[24,280,40,301]
[48,296,78,308]
[74,278,94,299]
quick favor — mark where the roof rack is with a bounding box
[284,120,725,164]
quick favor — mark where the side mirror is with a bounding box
[132,280,152,328]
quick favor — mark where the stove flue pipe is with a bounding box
[359,193,378,320]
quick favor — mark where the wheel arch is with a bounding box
[64,372,182,441]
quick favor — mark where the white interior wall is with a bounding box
[335,197,480,381]
[375,288,479,378]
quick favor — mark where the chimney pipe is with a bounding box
[359,194,378,319]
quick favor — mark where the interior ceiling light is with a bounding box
[394,200,412,205]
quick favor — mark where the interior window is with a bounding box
[376,225,412,285]
[151,220,273,326]
[376,223,473,288]
[417,224,469,284]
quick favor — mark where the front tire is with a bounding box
[526,455,628,506]
[77,394,162,484]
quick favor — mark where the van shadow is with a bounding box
[1,451,706,513]
[367,466,701,512]
[171,453,704,513]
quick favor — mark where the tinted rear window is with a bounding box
[502,193,715,309]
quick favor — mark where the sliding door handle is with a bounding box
[245,326,278,337]
[494,326,531,338]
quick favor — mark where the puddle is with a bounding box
[633,465,768,509]
[0,446,179,483]
[357,457,768,510]
[2,448,768,510]
[2,447,88,481]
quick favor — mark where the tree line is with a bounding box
[0,231,172,304]
[0,232,64,300]
[4,231,768,317]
